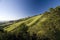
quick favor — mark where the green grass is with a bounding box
[27,14,43,26]
[10,15,43,33]
[3,15,37,32]
[4,21,24,32]
[3,14,43,32]
[27,16,48,35]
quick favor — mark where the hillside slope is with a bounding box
[3,6,60,40]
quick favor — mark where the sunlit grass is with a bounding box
[4,14,43,32]
[3,14,48,33]
[27,15,43,26]
[4,21,24,32]
[3,16,37,32]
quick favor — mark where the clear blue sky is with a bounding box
[0,0,60,21]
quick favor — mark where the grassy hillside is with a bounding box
[0,6,60,40]
[4,14,43,32]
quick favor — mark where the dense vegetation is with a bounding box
[0,6,60,40]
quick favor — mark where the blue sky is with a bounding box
[0,0,60,21]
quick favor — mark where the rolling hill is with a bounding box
[0,6,60,40]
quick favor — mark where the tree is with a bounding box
[55,6,60,11]
[49,8,55,13]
